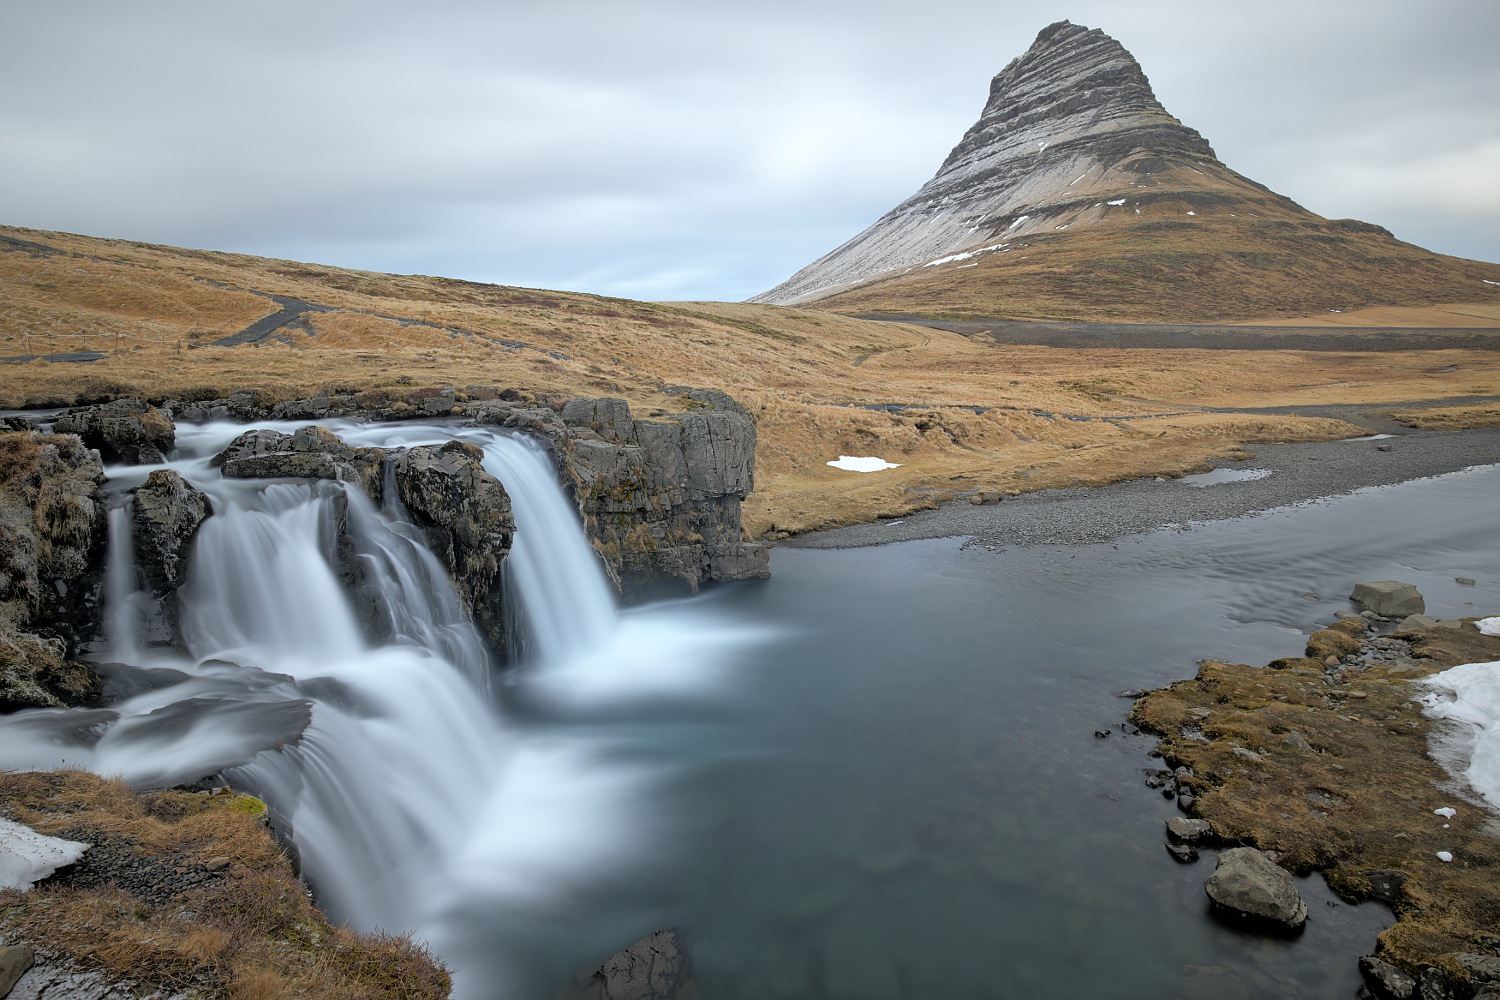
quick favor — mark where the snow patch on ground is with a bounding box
[1478,617,1500,636]
[827,456,901,472]
[1421,655,1500,809]
[1484,280,1500,287]
[1107,198,1127,206]
[0,817,89,890]
[923,243,1010,267]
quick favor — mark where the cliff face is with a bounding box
[0,431,107,710]
[12,389,767,674]
[553,389,768,600]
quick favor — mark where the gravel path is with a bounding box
[787,426,1500,551]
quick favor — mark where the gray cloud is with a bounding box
[3,1,1495,301]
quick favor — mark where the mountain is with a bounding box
[751,21,1500,323]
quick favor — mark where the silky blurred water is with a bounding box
[3,419,1498,999]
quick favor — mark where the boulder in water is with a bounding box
[1350,581,1425,618]
[1204,847,1308,931]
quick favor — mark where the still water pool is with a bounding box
[495,465,1500,999]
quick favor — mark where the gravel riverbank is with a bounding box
[787,426,1500,551]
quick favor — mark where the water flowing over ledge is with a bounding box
[0,420,770,998]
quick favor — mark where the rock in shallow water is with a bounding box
[566,929,686,1000]
[1204,847,1308,931]
[1350,580,1425,618]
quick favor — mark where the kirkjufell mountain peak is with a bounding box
[752,20,1500,322]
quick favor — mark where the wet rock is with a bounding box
[1165,841,1198,863]
[566,928,686,1000]
[215,425,384,502]
[543,391,769,598]
[1166,817,1213,842]
[1457,577,1477,586]
[0,431,108,710]
[1204,847,1308,930]
[1396,614,1439,632]
[1350,581,1425,618]
[1359,955,1416,1000]
[395,441,514,651]
[53,399,174,464]
[130,470,211,594]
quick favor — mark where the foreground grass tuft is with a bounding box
[0,770,450,999]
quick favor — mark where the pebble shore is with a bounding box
[788,426,1500,551]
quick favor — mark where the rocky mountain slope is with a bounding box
[751,21,1500,322]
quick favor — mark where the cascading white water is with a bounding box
[480,435,617,661]
[0,418,765,998]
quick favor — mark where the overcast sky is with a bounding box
[4,1,1496,302]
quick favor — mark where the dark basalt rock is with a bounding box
[0,431,108,709]
[54,398,175,464]
[395,441,514,653]
[547,391,768,599]
[565,928,687,1000]
[128,469,212,648]
[215,425,385,503]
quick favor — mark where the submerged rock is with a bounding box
[53,399,174,465]
[566,929,687,1000]
[1203,847,1308,931]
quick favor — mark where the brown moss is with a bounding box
[1130,621,1500,985]
[0,771,449,998]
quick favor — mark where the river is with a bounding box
[3,420,1498,999]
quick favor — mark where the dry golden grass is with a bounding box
[6,225,1500,535]
[0,770,449,999]
[1251,302,1500,329]
[1392,404,1500,431]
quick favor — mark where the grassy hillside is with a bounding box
[804,213,1500,323]
[5,225,1500,535]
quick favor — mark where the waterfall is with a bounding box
[480,435,617,661]
[0,419,762,998]
[103,503,141,660]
